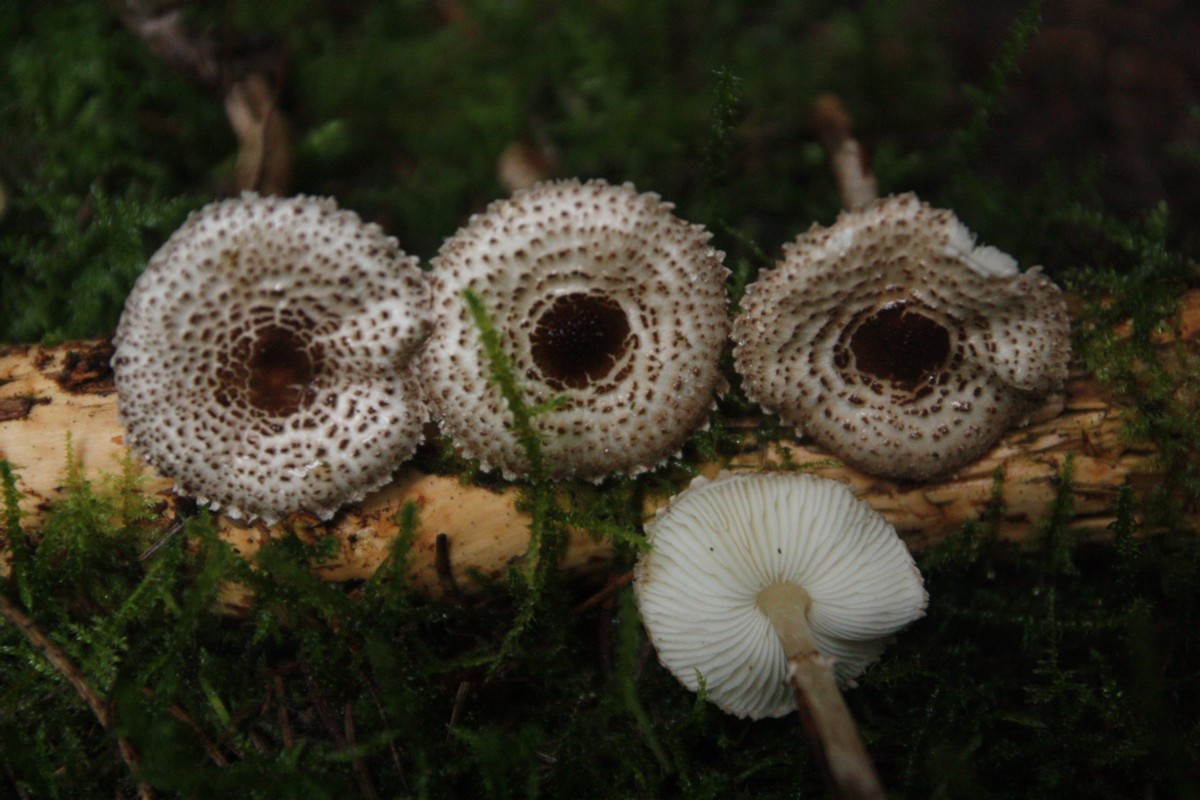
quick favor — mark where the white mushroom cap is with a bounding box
[733,193,1070,480]
[112,193,430,524]
[418,179,729,481]
[634,471,927,720]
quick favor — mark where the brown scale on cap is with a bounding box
[112,193,430,523]
[733,193,1070,481]
[418,179,729,481]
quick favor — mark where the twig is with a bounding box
[0,594,154,799]
[141,688,230,767]
[812,94,878,211]
[360,674,406,780]
[271,674,294,751]
[107,0,220,87]
[572,570,633,614]
[224,71,292,195]
[446,681,470,739]
[301,661,348,749]
[597,574,623,676]
[2,757,32,800]
[246,730,270,756]
[345,701,381,800]
[139,518,183,561]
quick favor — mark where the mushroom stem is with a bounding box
[788,652,886,800]
[757,582,886,800]
[812,94,879,211]
[755,582,817,658]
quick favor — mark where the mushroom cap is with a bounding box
[112,193,430,523]
[634,471,927,720]
[732,193,1070,480]
[418,179,729,481]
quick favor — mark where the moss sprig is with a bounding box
[463,288,569,673]
[946,0,1043,169]
[1068,203,1200,512]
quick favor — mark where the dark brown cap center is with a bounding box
[530,292,631,390]
[244,324,320,416]
[844,301,950,390]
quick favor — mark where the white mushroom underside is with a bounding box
[112,193,430,523]
[419,179,729,481]
[635,472,927,720]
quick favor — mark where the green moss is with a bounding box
[4,426,1198,799]
[0,3,225,343]
[1065,203,1200,513]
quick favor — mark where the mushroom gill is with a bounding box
[733,193,1070,481]
[112,193,430,523]
[635,471,927,718]
[418,179,729,481]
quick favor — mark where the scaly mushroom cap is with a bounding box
[635,471,927,720]
[112,193,430,523]
[732,193,1069,480]
[418,179,729,481]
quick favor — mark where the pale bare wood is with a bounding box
[1,293,1197,595]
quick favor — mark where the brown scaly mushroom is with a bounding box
[732,193,1070,481]
[635,471,926,798]
[112,193,430,523]
[418,178,729,481]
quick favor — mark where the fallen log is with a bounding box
[1,292,1197,596]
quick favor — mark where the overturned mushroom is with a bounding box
[418,179,729,481]
[635,471,926,716]
[733,193,1070,481]
[112,193,430,523]
[635,471,925,797]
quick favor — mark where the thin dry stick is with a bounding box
[0,593,154,800]
[107,0,220,86]
[141,688,231,767]
[246,730,270,756]
[446,681,470,738]
[812,94,879,211]
[360,674,406,780]
[345,701,381,800]
[571,569,633,614]
[302,661,348,749]
[273,674,294,752]
[225,698,268,756]
[787,653,885,800]
[2,760,32,800]
[0,659,31,795]
[224,71,292,195]
[165,704,230,767]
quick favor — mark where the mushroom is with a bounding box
[635,471,926,716]
[635,471,926,797]
[418,179,729,481]
[112,193,430,524]
[732,193,1070,480]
